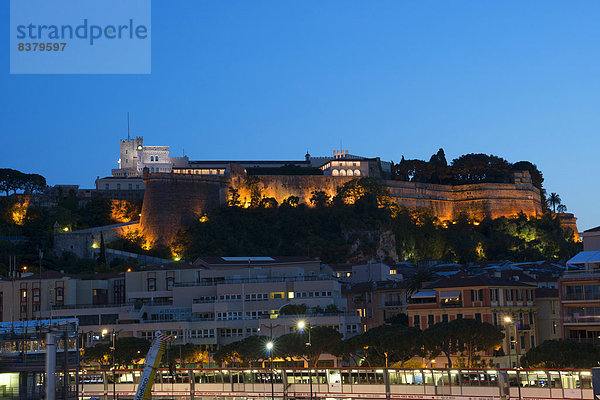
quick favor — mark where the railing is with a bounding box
[384,300,403,306]
[563,293,600,301]
[564,315,600,324]
[52,302,127,310]
[176,275,337,287]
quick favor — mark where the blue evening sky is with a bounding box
[1,1,598,230]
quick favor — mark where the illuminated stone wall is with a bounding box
[140,173,227,244]
[140,172,544,245]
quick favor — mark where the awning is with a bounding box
[411,290,436,299]
[439,290,461,299]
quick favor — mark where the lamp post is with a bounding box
[266,341,275,400]
[111,329,116,400]
[297,320,313,400]
[504,316,513,368]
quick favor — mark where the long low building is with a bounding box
[0,257,361,365]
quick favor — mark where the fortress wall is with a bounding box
[230,175,354,206]
[385,180,543,221]
[140,174,228,244]
[140,173,544,245]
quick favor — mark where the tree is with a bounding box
[332,178,391,208]
[259,197,278,209]
[385,313,409,326]
[275,327,343,367]
[280,196,300,208]
[423,321,462,367]
[279,304,308,315]
[244,176,262,208]
[547,193,562,213]
[113,337,151,366]
[451,154,512,184]
[227,187,241,207]
[83,343,111,366]
[521,340,600,369]
[405,268,437,294]
[214,335,271,366]
[97,232,106,265]
[557,204,567,213]
[83,337,151,367]
[309,190,330,208]
[164,343,209,365]
[22,173,46,194]
[452,319,503,367]
[341,324,422,367]
[0,169,26,196]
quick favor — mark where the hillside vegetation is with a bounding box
[176,177,580,264]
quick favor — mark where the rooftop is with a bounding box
[423,272,535,289]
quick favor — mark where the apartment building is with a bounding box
[560,251,600,342]
[0,257,361,360]
[406,272,538,368]
[535,288,561,343]
[345,280,408,332]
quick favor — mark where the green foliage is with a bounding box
[275,327,343,367]
[214,335,271,366]
[228,187,241,207]
[163,343,209,366]
[310,190,330,208]
[447,319,503,368]
[0,168,47,196]
[392,151,545,191]
[337,324,422,367]
[547,192,562,213]
[83,337,150,367]
[521,340,600,369]
[177,180,580,264]
[280,304,308,315]
[385,313,409,326]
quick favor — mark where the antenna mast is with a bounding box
[127,112,131,141]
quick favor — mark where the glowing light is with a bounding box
[473,221,480,226]
[199,215,209,223]
[504,316,512,323]
[266,341,274,351]
[63,227,69,232]
[174,257,181,261]
[22,266,27,271]
[10,198,30,226]
[91,242,99,249]
[101,329,108,336]
[126,268,132,272]
[297,321,306,330]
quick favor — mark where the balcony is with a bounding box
[176,275,336,287]
[562,293,600,301]
[563,315,600,324]
[384,300,403,307]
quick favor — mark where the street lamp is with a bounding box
[266,341,275,400]
[297,320,313,400]
[504,316,513,368]
[111,329,117,400]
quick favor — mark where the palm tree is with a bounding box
[557,204,567,213]
[548,192,562,213]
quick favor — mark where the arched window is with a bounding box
[347,170,354,177]
[150,156,154,161]
[354,170,361,176]
[340,169,347,176]
[155,156,159,162]
[151,167,154,173]
[332,169,339,176]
